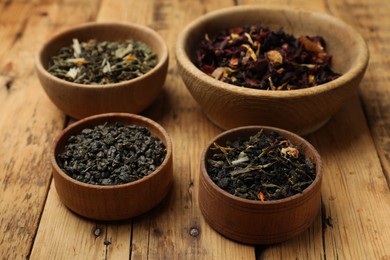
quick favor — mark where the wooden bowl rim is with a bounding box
[36,22,169,89]
[51,113,173,190]
[200,125,323,205]
[176,5,369,98]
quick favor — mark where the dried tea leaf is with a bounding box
[206,130,316,201]
[115,42,133,58]
[57,123,166,186]
[48,39,157,84]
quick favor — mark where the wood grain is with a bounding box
[330,0,390,185]
[30,183,108,259]
[0,1,100,259]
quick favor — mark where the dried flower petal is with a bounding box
[102,61,111,73]
[259,192,265,202]
[244,32,254,45]
[229,57,240,68]
[281,147,299,158]
[211,67,226,80]
[123,55,137,61]
[66,58,89,65]
[241,44,257,61]
[299,36,324,52]
[66,67,79,79]
[231,151,250,165]
[266,50,283,66]
[72,38,81,57]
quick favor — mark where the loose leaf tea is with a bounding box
[206,130,316,201]
[57,123,166,185]
[197,24,340,90]
[48,39,157,84]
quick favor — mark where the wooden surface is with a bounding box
[0,0,389,259]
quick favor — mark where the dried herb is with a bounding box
[57,123,166,185]
[206,130,316,201]
[48,39,157,84]
[197,24,340,90]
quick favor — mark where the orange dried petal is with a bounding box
[123,55,137,61]
[259,192,265,202]
[229,57,240,68]
[299,36,324,52]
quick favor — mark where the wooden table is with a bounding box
[1,0,389,259]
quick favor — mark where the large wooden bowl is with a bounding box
[176,6,369,135]
[36,22,169,119]
[51,113,173,221]
[199,126,323,244]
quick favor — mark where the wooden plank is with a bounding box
[329,0,390,184]
[29,183,108,259]
[0,1,63,259]
[323,0,390,258]
[313,96,390,259]
[0,0,101,259]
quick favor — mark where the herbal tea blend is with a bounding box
[57,123,166,185]
[48,39,157,84]
[207,130,316,201]
[197,24,340,90]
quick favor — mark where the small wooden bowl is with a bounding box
[199,126,323,244]
[176,6,369,135]
[51,113,173,221]
[36,22,169,119]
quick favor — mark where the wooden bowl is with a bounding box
[176,6,369,135]
[199,126,323,244]
[36,22,169,119]
[51,113,173,221]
